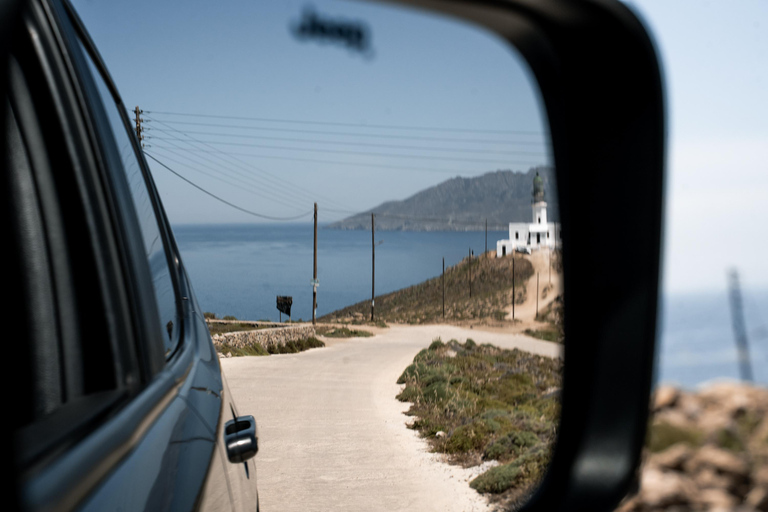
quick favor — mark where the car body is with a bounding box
[5,0,258,510]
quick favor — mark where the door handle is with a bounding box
[224,415,258,463]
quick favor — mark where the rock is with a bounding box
[628,383,768,511]
[754,467,768,487]
[699,382,755,416]
[694,466,737,491]
[639,467,698,508]
[652,443,693,471]
[226,352,232,358]
[435,431,446,438]
[685,445,750,478]
[697,407,736,436]
[655,408,699,432]
[613,495,641,512]
[696,487,739,509]
[655,386,680,411]
[677,392,703,420]
[747,486,768,511]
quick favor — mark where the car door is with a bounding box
[5,0,244,510]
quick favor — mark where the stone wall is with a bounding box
[209,322,316,352]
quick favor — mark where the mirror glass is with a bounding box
[74,0,563,509]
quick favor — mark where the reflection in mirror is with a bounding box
[75,0,562,509]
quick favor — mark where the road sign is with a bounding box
[277,296,293,316]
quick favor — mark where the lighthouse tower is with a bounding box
[496,170,560,257]
[532,171,547,225]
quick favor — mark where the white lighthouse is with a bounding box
[496,171,560,257]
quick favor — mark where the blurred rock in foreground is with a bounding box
[617,382,768,512]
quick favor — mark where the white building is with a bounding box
[497,171,561,256]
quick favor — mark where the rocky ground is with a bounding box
[617,382,768,512]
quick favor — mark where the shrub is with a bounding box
[429,338,445,351]
[446,420,493,453]
[220,337,324,357]
[484,430,540,461]
[470,463,521,493]
[716,428,745,452]
[217,343,268,357]
[647,420,704,452]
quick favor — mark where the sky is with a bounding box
[621,0,768,294]
[70,0,550,224]
[70,0,767,294]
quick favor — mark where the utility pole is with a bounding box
[312,203,318,326]
[728,269,753,382]
[133,106,145,147]
[485,219,488,256]
[512,257,515,321]
[442,257,445,319]
[371,213,375,322]
[536,272,540,320]
[468,247,472,299]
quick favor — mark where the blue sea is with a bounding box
[173,223,500,321]
[173,223,768,389]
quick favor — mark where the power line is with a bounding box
[150,145,313,212]
[150,136,325,209]
[147,136,543,164]
[145,110,544,135]
[146,153,523,229]
[369,211,508,229]
[148,144,547,174]
[144,118,550,145]
[147,126,551,155]
[321,206,508,229]
[149,118,351,211]
[144,153,313,221]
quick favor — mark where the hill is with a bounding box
[327,166,557,231]
[318,253,534,325]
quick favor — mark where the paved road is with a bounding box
[221,325,561,512]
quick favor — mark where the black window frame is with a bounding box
[7,0,144,477]
[11,1,204,509]
[56,0,186,375]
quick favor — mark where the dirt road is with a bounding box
[221,325,561,512]
[504,249,562,326]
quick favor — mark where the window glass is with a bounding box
[78,41,180,357]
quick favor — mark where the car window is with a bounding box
[76,40,181,358]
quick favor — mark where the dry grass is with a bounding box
[320,254,533,325]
